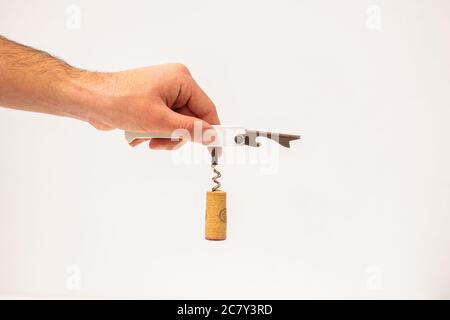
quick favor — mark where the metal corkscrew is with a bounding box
[211,147,221,191]
[211,165,221,191]
[123,125,301,241]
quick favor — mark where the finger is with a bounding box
[162,109,216,145]
[175,107,221,156]
[129,138,150,147]
[187,78,221,125]
[149,138,186,150]
[176,106,196,117]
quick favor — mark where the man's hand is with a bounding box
[0,36,220,150]
[84,64,220,149]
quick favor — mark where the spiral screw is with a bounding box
[211,147,221,191]
[211,164,222,191]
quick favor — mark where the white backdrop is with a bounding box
[1,0,450,299]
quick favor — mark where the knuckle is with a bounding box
[181,119,195,133]
[171,63,190,75]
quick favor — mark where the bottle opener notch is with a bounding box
[236,130,301,148]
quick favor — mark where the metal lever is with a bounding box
[234,130,301,148]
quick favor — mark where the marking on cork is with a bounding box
[219,208,227,223]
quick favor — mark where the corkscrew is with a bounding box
[211,165,221,191]
[123,125,300,241]
[124,125,301,148]
[211,147,221,191]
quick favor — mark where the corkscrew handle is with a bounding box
[124,125,246,147]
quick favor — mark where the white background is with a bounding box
[1,0,450,299]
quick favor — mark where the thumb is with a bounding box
[163,110,216,145]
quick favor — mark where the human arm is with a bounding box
[0,35,220,149]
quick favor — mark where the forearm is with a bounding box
[0,35,105,122]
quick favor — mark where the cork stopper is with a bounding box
[205,190,227,241]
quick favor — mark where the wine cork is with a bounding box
[205,190,227,241]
